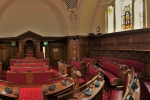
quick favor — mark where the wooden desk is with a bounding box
[123,72,140,100]
[43,77,75,96]
[0,85,19,98]
[7,71,53,86]
[77,80,104,100]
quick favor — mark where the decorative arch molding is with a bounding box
[43,0,69,36]
[0,0,15,14]
[22,37,36,46]
[80,0,99,33]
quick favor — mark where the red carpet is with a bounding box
[19,87,43,100]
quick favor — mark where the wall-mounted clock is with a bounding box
[96,26,100,32]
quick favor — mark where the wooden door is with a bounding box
[49,43,66,68]
[0,48,8,69]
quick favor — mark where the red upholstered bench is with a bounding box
[91,56,144,78]
[123,59,144,76]
[70,59,87,88]
[82,63,99,82]
[70,59,86,74]
[71,64,101,91]
[102,61,126,86]
[110,70,130,100]
[144,81,150,98]
[110,90,124,100]
[110,69,140,100]
[80,57,93,65]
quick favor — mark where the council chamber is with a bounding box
[0,0,150,100]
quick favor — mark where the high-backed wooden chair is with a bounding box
[16,52,22,59]
[26,49,33,57]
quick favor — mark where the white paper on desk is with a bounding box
[135,88,140,92]
[1,91,7,94]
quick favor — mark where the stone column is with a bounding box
[143,0,147,28]
[132,0,135,29]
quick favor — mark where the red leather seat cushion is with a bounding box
[88,65,97,77]
[79,78,85,84]
[70,60,80,70]
[110,90,123,100]
[102,62,120,77]
[144,81,150,97]
[82,74,92,82]
[104,70,118,84]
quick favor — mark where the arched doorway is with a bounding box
[24,40,35,57]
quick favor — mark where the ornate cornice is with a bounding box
[16,31,43,40]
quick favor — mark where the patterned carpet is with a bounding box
[19,87,43,100]
[103,79,117,100]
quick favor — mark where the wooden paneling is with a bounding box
[9,46,19,59]
[0,48,7,61]
[133,37,150,44]
[49,42,66,67]
[116,38,131,44]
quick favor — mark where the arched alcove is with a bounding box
[24,40,35,57]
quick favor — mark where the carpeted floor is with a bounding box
[140,81,150,100]
[102,79,117,100]
[19,87,43,100]
[1,70,150,100]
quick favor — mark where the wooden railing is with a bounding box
[57,72,104,100]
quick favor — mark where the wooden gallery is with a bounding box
[0,0,150,100]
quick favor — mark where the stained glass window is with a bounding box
[121,0,132,31]
[107,0,145,33]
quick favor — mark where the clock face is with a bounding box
[96,26,100,32]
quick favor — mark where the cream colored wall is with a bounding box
[147,0,150,28]
[77,0,100,35]
[91,0,109,34]
[0,0,149,37]
[91,0,150,34]
[0,0,68,37]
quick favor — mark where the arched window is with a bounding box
[115,0,122,32]
[107,6,114,33]
[134,0,143,29]
[107,0,145,33]
[121,0,132,31]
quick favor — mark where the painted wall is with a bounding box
[0,0,68,37]
[0,0,149,37]
[147,0,150,28]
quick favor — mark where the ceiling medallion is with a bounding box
[62,0,80,23]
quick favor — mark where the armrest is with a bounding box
[146,78,150,81]
[116,86,124,90]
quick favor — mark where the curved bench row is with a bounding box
[81,57,128,86]
[110,68,140,100]
[57,73,104,100]
[90,56,144,77]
